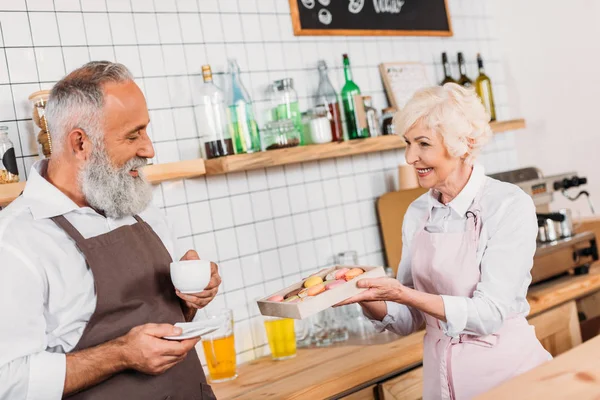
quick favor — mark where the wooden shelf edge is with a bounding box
[205,135,406,175]
[489,118,526,133]
[0,119,525,207]
[143,158,206,184]
[0,181,25,207]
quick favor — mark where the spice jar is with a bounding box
[263,119,301,150]
[302,106,333,145]
[0,126,19,184]
[29,90,52,158]
[381,107,397,135]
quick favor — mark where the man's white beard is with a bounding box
[79,143,153,219]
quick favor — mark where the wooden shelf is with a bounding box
[0,119,525,207]
[489,118,526,133]
[205,134,405,175]
[143,158,205,184]
[205,118,526,175]
[0,181,25,207]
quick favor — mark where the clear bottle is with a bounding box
[226,59,261,154]
[475,53,497,121]
[341,54,367,140]
[315,60,343,142]
[440,52,456,85]
[196,65,234,159]
[270,78,303,143]
[363,96,379,137]
[457,52,473,88]
[263,119,301,150]
[0,126,19,184]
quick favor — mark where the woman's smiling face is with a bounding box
[403,121,463,190]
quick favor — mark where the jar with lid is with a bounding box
[302,105,332,145]
[28,90,52,158]
[263,119,301,150]
[381,107,397,135]
[0,126,19,184]
[270,78,303,144]
[363,96,380,137]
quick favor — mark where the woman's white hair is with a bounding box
[394,83,493,164]
[45,61,133,155]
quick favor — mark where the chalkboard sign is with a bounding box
[289,0,452,37]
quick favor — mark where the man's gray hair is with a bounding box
[45,61,133,155]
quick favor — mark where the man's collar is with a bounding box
[23,160,81,220]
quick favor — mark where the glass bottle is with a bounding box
[440,52,456,85]
[0,126,19,184]
[341,54,367,140]
[381,107,397,135]
[226,59,261,154]
[270,78,303,144]
[315,60,343,142]
[196,65,234,159]
[363,96,379,137]
[457,52,473,88]
[475,53,497,121]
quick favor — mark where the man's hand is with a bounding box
[176,250,221,316]
[64,323,199,396]
[118,323,199,375]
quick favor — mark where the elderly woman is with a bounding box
[340,83,551,399]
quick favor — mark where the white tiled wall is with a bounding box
[0,0,521,365]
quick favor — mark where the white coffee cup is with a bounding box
[170,259,212,294]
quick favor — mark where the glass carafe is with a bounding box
[315,60,343,142]
[0,126,19,184]
[196,65,234,159]
[227,59,261,154]
[270,78,303,144]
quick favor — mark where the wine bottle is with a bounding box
[457,52,472,88]
[341,54,368,140]
[440,52,456,85]
[474,53,496,121]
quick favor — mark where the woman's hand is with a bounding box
[336,277,407,306]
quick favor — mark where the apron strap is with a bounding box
[51,215,87,246]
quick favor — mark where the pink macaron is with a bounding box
[267,295,284,302]
[334,268,350,280]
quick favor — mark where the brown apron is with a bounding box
[51,214,216,400]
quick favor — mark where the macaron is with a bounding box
[284,288,302,299]
[304,275,324,288]
[335,268,350,280]
[325,271,337,281]
[298,288,310,298]
[268,295,284,302]
[284,295,300,303]
[307,283,326,296]
[344,268,365,281]
[325,279,345,290]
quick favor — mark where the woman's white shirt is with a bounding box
[371,163,538,338]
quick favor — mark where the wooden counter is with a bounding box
[479,333,600,399]
[213,266,600,399]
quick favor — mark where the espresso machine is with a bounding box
[490,167,598,284]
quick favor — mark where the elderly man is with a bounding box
[0,62,220,399]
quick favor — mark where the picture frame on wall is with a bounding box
[288,0,453,37]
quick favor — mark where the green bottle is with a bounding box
[341,54,367,140]
[227,59,261,154]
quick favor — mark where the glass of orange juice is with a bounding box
[264,317,297,360]
[201,309,237,382]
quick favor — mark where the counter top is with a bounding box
[212,266,600,399]
[479,334,600,399]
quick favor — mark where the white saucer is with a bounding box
[163,321,220,341]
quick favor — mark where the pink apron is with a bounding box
[411,183,550,399]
